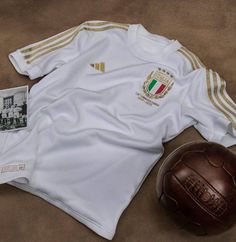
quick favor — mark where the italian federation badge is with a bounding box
[143,68,174,99]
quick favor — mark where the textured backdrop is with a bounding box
[0,0,236,242]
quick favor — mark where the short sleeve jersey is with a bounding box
[2,20,236,239]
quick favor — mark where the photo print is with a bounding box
[0,85,28,132]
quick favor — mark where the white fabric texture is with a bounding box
[5,20,236,239]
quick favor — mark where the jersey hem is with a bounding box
[211,117,236,147]
[8,181,115,240]
[8,50,27,75]
[0,159,34,184]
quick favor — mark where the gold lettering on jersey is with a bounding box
[136,92,159,107]
[143,68,174,99]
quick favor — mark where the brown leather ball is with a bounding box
[156,141,236,235]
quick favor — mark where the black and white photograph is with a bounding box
[0,85,28,132]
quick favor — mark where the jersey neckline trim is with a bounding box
[127,24,182,62]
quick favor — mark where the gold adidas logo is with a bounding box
[90,62,105,73]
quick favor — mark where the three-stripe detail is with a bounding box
[206,69,236,129]
[179,46,236,129]
[90,62,105,73]
[20,21,129,64]
[178,46,205,70]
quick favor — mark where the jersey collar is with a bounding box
[127,24,182,62]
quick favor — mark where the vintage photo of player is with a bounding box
[0,85,28,132]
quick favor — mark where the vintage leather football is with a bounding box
[156,141,236,235]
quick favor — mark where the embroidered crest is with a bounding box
[143,68,174,99]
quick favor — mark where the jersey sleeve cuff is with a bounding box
[212,130,236,148]
[210,118,236,147]
[8,50,42,80]
[0,159,34,184]
[195,114,236,148]
[218,133,236,147]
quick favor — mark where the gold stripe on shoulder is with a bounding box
[212,71,236,118]
[194,54,205,68]
[233,122,236,129]
[178,47,196,70]
[24,29,81,60]
[178,46,205,71]
[22,21,129,61]
[25,24,129,64]
[20,26,78,54]
[206,69,212,99]
[206,69,226,120]
[206,69,236,128]
[83,25,128,32]
[219,77,236,112]
[183,47,205,68]
[25,28,83,64]
[85,20,129,28]
[182,47,200,69]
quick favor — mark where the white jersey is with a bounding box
[5,20,236,239]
